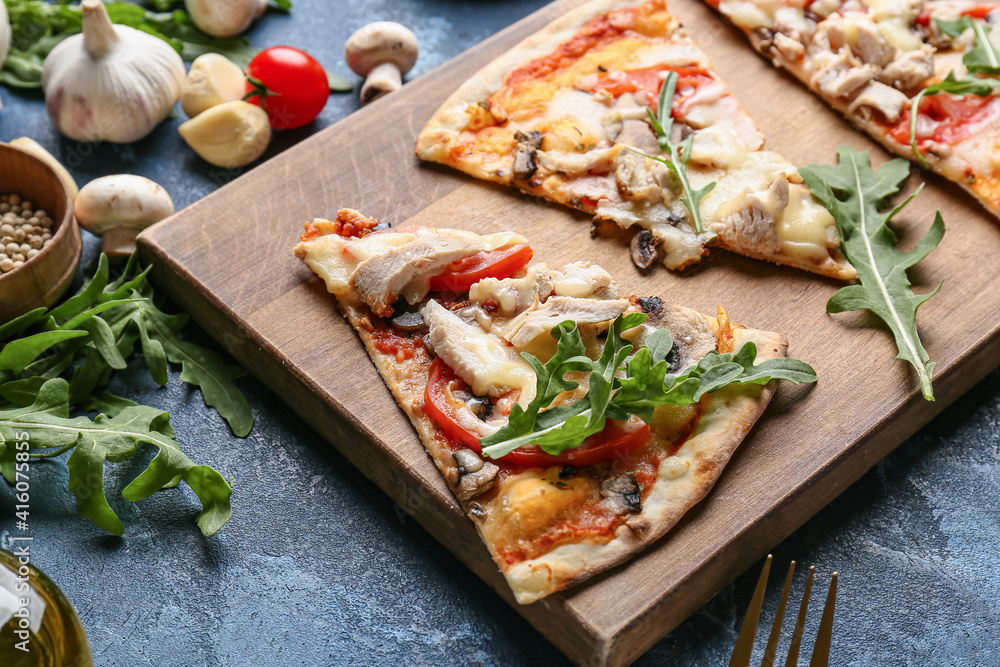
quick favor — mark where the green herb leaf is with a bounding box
[800,147,943,400]
[629,70,716,235]
[0,330,89,374]
[935,16,1000,74]
[480,314,817,458]
[0,379,232,536]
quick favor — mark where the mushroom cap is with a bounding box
[345,22,419,77]
[74,174,174,236]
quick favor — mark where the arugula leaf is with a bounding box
[327,70,354,93]
[0,379,232,536]
[480,314,817,459]
[0,254,254,536]
[935,16,1000,74]
[908,72,1000,166]
[631,70,716,235]
[800,147,943,401]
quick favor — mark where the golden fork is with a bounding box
[728,555,838,667]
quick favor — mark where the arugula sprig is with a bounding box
[908,72,1000,167]
[480,314,817,459]
[633,70,716,235]
[0,254,254,536]
[800,147,944,401]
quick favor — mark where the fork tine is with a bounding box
[729,554,773,667]
[761,561,796,667]
[783,565,815,667]
[808,572,838,667]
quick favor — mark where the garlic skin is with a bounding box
[181,54,246,118]
[0,2,11,110]
[178,100,272,168]
[185,0,268,38]
[42,0,185,143]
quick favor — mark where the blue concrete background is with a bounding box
[1,1,998,665]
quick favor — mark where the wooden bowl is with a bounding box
[0,142,80,323]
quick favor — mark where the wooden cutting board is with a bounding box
[137,0,1000,664]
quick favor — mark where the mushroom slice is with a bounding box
[630,227,662,270]
[512,130,544,181]
[456,462,500,502]
[600,472,642,514]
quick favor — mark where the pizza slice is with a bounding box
[415,0,855,279]
[293,209,817,603]
[703,0,1000,217]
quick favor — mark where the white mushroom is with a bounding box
[345,22,419,105]
[74,175,174,256]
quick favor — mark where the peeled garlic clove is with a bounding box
[178,100,271,168]
[10,137,79,199]
[185,0,268,38]
[181,53,247,118]
[75,175,174,256]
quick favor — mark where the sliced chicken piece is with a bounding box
[879,47,934,91]
[351,235,489,317]
[551,261,619,299]
[848,82,909,123]
[772,32,805,62]
[615,118,660,154]
[811,50,878,98]
[854,18,896,68]
[295,229,415,297]
[712,177,789,257]
[536,147,617,175]
[503,296,629,351]
[614,150,660,202]
[421,300,536,399]
[470,263,556,313]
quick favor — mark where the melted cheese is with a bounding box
[300,232,415,296]
[776,184,837,264]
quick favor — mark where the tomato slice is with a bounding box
[428,244,533,292]
[582,65,712,110]
[424,358,652,467]
[424,359,483,450]
[886,93,999,148]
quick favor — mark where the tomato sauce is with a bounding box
[371,326,424,361]
[917,3,998,26]
[499,520,621,564]
[502,1,664,91]
[885,93,1000,148]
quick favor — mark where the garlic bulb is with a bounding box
[185,0,269,38]
[41,0,185,143]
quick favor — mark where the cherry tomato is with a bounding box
[424,358,652,467]
[245,46,329,130]
[428,244,533,292]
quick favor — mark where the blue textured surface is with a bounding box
[1,1,999,665]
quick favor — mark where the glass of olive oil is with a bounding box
[0,548,92,667]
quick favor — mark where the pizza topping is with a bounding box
[512,130,544,181]
[878,46,934,90]
[470,263,556,313]
[599,472,642,514]
[453,448,485,474]
[848,81,909,121]
[503,296,630,354]
[456,461,501,502]
[631,227,662,269]
[422,299,536,400]
[428,243,534,292]
[293,223,416,297]
[390,309,425,331]
[482,312,818,460]
[551,261,619,299]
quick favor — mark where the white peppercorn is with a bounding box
[0,192,56,273]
